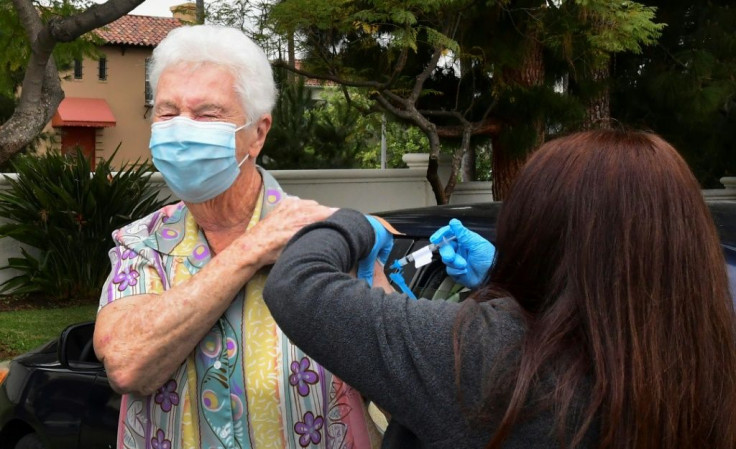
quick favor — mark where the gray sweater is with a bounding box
[263,209,594,449]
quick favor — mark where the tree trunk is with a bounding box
[461,143,476,182]
[287,31,296,83]
[444,123,472,200]
[581,64,611,129]
[492,37,545,201]
[491,138,527,201]
[425,127,447,205]
[0,61,63,160]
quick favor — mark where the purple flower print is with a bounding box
[266,188,282,205]
[161,228,179,240]
[121,248,137,260]
[192,244,210,261]
[112,265,139,291]
[289,357,319,397]
[295,411,324,447]
[154,379,179,412]
[151,429,171,449]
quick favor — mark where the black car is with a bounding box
[2,201,736,449]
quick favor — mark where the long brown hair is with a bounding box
[461,130,736,448]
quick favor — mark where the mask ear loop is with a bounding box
[234,119,254,168]
[234,120,252,133]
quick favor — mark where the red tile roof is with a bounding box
[95,15,184,47]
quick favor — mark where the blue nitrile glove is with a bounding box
[429,218,494,289]
[357,215,394,286]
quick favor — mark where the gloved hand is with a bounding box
[429,219,494,289]
[357,215,394,286]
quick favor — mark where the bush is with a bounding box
[0,149,170,302]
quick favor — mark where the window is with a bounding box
[73,59,83,80]
[144,58,153,105]
[98,57,107,81]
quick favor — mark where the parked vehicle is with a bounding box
[2,201,736,449]
[0,322,118,449]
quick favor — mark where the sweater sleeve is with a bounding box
[264,208,475,442]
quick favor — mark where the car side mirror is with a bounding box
[58,321,103,369]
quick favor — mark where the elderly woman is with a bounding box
[93,25,381,449]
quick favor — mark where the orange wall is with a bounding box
[48,45,155,169]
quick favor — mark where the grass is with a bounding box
[0,304,98,361]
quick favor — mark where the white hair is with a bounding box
[149,25,277,121]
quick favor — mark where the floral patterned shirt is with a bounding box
[98,169,382,449]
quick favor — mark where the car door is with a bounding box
[57,323,120,449]
[76,372,120,449]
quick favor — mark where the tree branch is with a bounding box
[409,43,442,104]
[49,0,146,42]
[271,59,385,90]
[435,119,503,138]
[408,17,455,104]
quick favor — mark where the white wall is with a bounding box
[147,153,478,212]
[265,168,436,212]
[0,154,489,286]
[1,159,735,289]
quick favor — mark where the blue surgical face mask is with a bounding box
[150,116,251,203]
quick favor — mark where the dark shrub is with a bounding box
[0,148,169,302]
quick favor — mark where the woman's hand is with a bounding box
[429,219,495,289]
[246,197,337,265]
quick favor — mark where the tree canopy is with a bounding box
[266,0,664,201]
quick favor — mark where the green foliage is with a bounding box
[542,0,662,71]
[0,0,101,99]
[356,120,428,168]
[206,0,286,57]
[270,0,462,60]
[0,149,169,302]
[259,75,320,168]
[611,0,736,188]
[266,0,665,195]
[308,96,374,168]
[308,88,429,168]
[270,0,360,35]
[260,79,427,169]
[0,0,29,98]
[574,0,664,55]
[474,141,492,182]
[0,94,15,124]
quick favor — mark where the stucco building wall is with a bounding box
[54,45,155,166]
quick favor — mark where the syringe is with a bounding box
[392,235,457,269]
